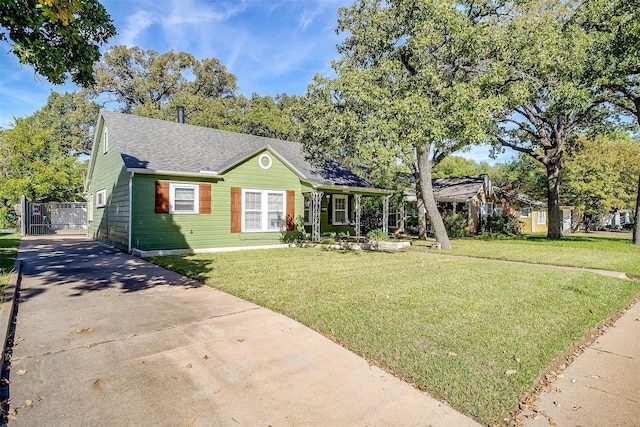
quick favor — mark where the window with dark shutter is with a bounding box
[231,187,242,233]
[199,184,211,214]
[286,190,295,231]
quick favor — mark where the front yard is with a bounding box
[150,236,640,425]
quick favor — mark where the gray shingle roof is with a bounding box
[432,175,488,201]
[100,111,383,191]
[404,174,490,202]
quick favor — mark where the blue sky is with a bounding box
[0,0,510,163]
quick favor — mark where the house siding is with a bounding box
[87,121,130,250]
[130,150,303,251]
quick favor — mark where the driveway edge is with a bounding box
[1,260,20,364]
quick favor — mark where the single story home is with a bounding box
[84,111,392,255]
[497,191,575,234]
[391,174,497,235]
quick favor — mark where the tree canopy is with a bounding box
[297,0,499,248]
[432,156,493,179]
[489,0,608,239]
[0,91,95,223]
[87,45,238,113]
[576,0,640,243]
[0,0,116,86]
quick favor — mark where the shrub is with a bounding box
[367,228,390,241]
[486,214,522,235]
[443,211,469,237]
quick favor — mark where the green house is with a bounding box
[84,111,392,255]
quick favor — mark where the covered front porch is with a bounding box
[302,186,392,241]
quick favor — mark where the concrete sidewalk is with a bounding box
[520,297,640,426]
[5,236,480,426]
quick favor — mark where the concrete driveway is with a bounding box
[6,236,479,426]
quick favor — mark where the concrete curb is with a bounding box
[0,259,21,363]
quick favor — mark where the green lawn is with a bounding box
[150,239,640,425]
[0,232,20,291]
[409,232,640,277]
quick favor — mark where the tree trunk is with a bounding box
[633,172,640,245]
[414,172,427,239]
[545,160,562,240]
[417,147,451,249]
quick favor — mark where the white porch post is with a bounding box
[354,194,362,237]
[382,195,390,234]
[312,191,323,241]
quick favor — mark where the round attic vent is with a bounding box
[258,153,272,170]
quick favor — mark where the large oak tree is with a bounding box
[297,0,498,248]
[87,45,238,113]
[490,0,606,240]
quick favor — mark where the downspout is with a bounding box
[128,171,133,253]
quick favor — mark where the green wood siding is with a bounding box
[131,150,304,251]
[87,122,130,250]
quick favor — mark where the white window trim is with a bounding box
[88,194,94,221]
[519,208,531,218]
[96,189,106,208]
[303,194,311,225]
[332,194,349,225]
[241,188,286,232]
[169,183,199,214]
[103,128,109,154]
[537,210,547,225]
[258,153,272,170]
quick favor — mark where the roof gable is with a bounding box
[94,111,383,191]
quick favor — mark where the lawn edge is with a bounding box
[0,260,21,364]
[507,292,640,426]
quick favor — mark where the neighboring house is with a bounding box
[85,111,392,255]
[391,174,497,235]
[497,192,575,234]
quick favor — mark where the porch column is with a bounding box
[354,194,362,237]
[312,191,323,242]
[382,195,390,234]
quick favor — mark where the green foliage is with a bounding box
[296,0,502,247]
[0,232,20,290]
[366,228,389,241]
[563,134,640,216]
[0,0,116,86]
[493,154,547,201]
[0,205,17,229]
[442,211,469,237]
[489,0,609,239]
[89,45,238,113]
[36,91,99,156]
[280,215,310,243]
[486,214,522,236]
[0,114,86,207]
[432,156,493,179]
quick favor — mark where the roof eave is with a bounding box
[313,183,393,196]
[127,168,223,180]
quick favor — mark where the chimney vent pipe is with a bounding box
[177,106,185,124]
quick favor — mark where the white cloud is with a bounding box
[115,10,156,47]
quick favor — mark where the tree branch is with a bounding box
[495,135,546,164]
